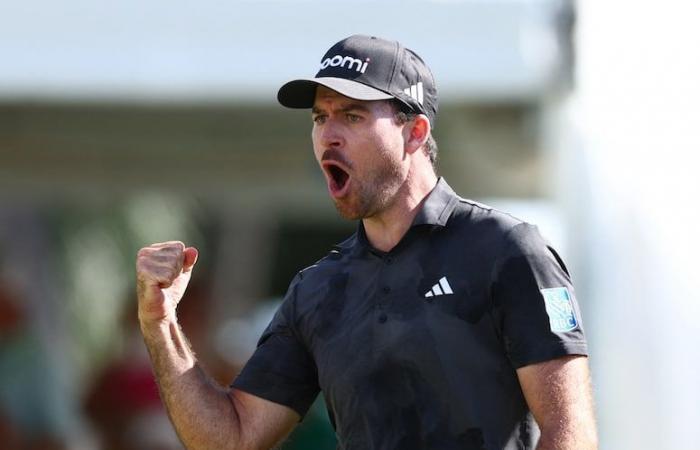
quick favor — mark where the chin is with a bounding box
[334,203,362,221]
[332,195,370,220]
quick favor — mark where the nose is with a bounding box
[318,117,344,149]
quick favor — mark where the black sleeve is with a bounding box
[491,223,588,369]
[230,274,320,418]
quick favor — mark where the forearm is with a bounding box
[534,383,598,450]
[536,426,598,450]
[518,356,598,450]
[142,319,242,450]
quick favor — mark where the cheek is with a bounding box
[371,129,405,161]
[373,120,405,150]
[311,128,323,161]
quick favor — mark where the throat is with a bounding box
[362,214,414,253]
[361,181,435,252]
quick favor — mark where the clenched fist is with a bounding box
[136,241,198,325]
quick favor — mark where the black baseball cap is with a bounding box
[277,34,438,126]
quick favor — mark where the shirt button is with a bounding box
[385,257,393,264]
[378,313,388,323]
[382,286,391,294]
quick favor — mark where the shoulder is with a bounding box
[448,196,540,248]
[291,232,357,287]
[275,233,357,325]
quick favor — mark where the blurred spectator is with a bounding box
[177,281,235,387]
[83,279,232,450]
[83,273,335,449]
[0,408,24,450]
[0,280,67,450]
[84,298,181,450]
[215,299,337,450]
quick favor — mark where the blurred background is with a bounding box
[1,0,698,449]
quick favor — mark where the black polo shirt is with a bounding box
[232,178,588,450]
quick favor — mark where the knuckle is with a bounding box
[135,243,185,280]
[135,265,154,281]
[156,240,184,250]
[136,248,149,261]
[135,259,147,273]
[159,244,181,257]
[137,246,159,260]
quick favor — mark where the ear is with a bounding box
[404,114,431,155]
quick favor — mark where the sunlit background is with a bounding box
[1,1,698,449]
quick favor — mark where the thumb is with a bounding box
[182,247,198,273]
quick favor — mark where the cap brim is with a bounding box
[277,77,394,108]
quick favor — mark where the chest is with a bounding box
[297,240,505,398]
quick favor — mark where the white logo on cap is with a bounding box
[404,82,424,105]
[320,55,370,74]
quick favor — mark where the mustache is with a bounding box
[321,149,353,170]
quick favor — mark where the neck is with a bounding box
[362,171,438,253]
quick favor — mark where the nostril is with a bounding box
[320,126,343,148]
[322,132,341,147]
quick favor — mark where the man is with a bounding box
[136,35,598,449]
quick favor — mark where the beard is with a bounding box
[332,147,405,220]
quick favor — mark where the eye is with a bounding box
[312,114,327,125]
[346,113,362,123]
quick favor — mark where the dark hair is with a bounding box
[391,100,438,170]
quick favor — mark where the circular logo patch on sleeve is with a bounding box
[540,287,579,332]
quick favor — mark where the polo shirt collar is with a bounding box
[410,177,460,227]
[347,178,460,255]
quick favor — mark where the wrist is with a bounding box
[139,312,178,338]
[139,313,197,371]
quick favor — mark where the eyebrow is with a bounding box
[312,103,371,115]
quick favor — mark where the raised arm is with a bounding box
[136,241,299,450]
[516,355,598,450]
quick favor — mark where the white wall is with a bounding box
[0,0,568,102]
[560,1,700,448]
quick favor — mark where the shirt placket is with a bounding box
[373,252,396,325]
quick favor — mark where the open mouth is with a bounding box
[323,162,351,197]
